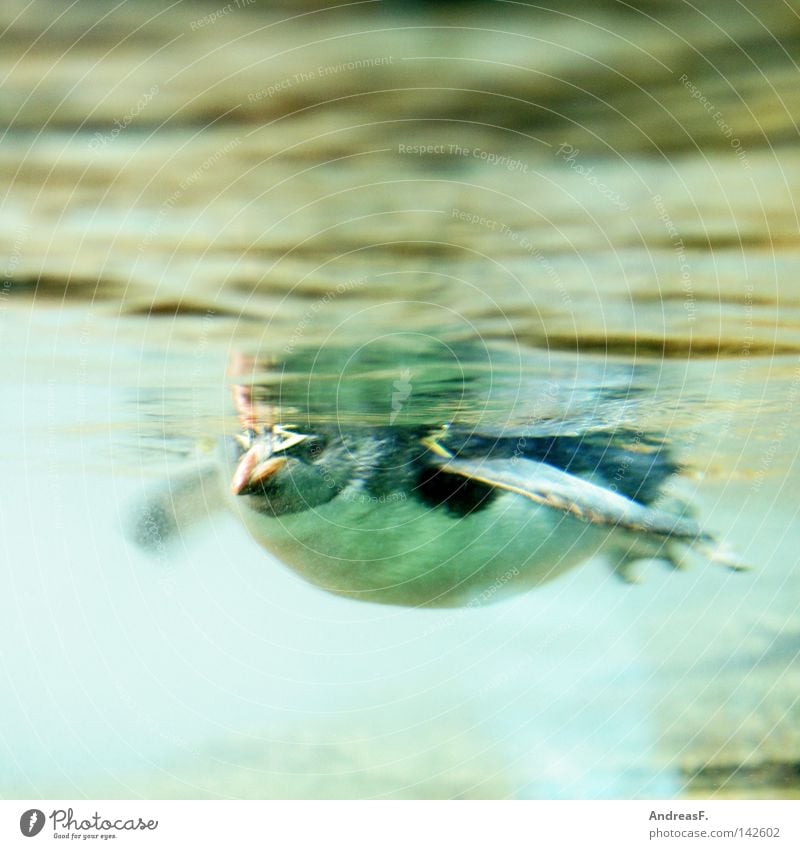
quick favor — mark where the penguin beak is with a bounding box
[229,426,311,496]
[230,445,289,495]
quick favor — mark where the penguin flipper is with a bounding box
[127,461,223,551]
[429,455,706,541]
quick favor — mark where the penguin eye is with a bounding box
[293,436,326,462]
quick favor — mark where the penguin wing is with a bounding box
[429,455,707,541]
[127,461,224,550]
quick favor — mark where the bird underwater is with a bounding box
[132,343,745,608]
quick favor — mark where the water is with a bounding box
[2,295,797,799]
[2,0,799,800]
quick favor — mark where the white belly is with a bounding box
[229,485,610,607]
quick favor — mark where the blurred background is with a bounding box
[1,0,798,799]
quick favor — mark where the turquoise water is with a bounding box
[2,299,797,798]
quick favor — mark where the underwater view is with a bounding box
[1,0,799,802]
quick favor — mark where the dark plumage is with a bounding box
[439,429,679,505]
